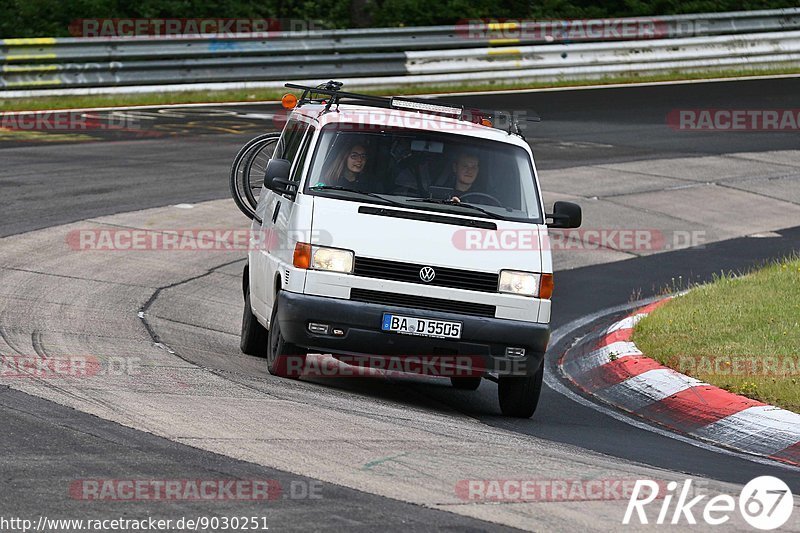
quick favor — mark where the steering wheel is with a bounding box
[458,192,504,207]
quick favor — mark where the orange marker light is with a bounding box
[281,93,298,109]
[481,118,492,127]
[539,273,554,300]
[293,242,311,269]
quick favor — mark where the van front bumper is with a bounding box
[276,291,549,376]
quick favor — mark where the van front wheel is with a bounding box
[498,364,544,418]
[267,296,307,379]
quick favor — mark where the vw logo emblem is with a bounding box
[419,266,436,283]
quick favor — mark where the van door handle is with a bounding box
[271,202,281,223]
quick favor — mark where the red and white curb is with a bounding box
[559,298,800,467]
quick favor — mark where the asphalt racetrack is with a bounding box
[1,77,799,530]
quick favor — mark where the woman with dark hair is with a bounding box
[323,141,370,190]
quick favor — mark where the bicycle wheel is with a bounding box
[229,132,281,222]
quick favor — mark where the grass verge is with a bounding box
[2,66,800,112]
[633,256,800,412]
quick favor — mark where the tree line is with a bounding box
[1,0,796,38]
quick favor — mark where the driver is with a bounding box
[440,151,481,203]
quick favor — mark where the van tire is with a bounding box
[267,296,307,378]
[450,377,481,390]
[240,290,267,357]
[498,364,544,418]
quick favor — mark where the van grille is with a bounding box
[350,288,496,318]
[353,256,498,293]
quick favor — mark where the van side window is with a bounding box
[275,120,310,163]
[290,127,316,183]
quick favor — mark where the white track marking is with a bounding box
[561,341,642,376]
[596,368,706,411]
[604,314,646,334]
[692,406,800,456]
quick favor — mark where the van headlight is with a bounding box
[293,243,354,273]
[498,270,554,299]
[498,270,540,297]
[311,246,354,273]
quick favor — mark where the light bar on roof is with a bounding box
[390,98,462,116]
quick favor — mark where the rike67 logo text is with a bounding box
[624,476,794,530]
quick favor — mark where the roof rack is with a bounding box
[286,81,464,117]
[283,80,537,137]
[286,80,388,107]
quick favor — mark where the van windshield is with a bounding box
[303,123,542,222]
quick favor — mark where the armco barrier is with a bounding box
[1,8,799,95]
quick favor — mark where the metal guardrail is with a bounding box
[406,31,800,74]
[1,8,799,95]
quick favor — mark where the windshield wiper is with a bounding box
[311,186,507,220]
[406,197,505,220]
[309,185,409,209]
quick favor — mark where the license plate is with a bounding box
[381,313,462,339]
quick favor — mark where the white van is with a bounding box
[230,82,581,417]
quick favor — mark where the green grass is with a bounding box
[633,256,800,412]
[2,66,800,112]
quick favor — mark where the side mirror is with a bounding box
[264,159,296,198]
[546,201,582,228]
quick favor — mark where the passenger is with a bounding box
[323,142,370,190]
